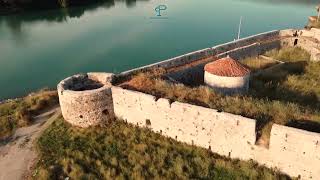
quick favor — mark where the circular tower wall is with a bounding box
[204,72,250,94]
[204,57,251,94]
[57,73,115,128]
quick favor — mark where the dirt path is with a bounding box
[0,106,61,180]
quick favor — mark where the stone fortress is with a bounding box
[58,28,320,179]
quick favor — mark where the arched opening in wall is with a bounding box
[102,109,109,116]
[294,39,298,46]
[146,119,151,127]
[255,120,272,148]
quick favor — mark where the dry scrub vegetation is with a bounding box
[307,19,320,29]
[120,47,320,145]
[0,89,58,139]
[35,118,291,179]
[241,58,279,71]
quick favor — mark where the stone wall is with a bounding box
[167,39,280,85]
[118,28,320,84]
[111,87,320,179]
[58,73,115,127]
[58,28,320,179]
[212,30,280,56]
[118,30,281,79]
[267,125,320,179]
[112,87,256,160]
[120,48,213,77]
[280,29,320,61]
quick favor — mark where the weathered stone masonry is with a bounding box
[58,73,115,128]
[112,87,320,180]
[58,29,320,179]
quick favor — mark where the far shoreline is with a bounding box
[0,88,57,105]
[0,0,114,16]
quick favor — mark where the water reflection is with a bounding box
[0,0,317,100]
[0,0,149,36]
[241,0,318,6]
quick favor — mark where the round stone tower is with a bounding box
[57,73,115,128]
[204,57,250,94]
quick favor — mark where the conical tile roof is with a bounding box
[204,57,250,77]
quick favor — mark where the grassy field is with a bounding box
[0,89,58,139]
[120,47,320,145]
[35,117,291,179]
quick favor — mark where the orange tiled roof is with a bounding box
[204,57,250,77]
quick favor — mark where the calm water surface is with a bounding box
[0,0,317,100]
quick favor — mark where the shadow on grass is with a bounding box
[286,119,320,133]
[250,61,319,108]
[250,61,320,144]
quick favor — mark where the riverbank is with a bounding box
[0,105,60,180]
[0,0,114,15]
[0,89,58,140]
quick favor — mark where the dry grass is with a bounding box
[265,47,311,62]
[120,47,320,145]
[0,89,58,139]
[241,57,279,71]
[35,118,291,179]
[307,20,320,29]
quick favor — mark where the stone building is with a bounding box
[204,56,250,94]
[57,72,115,128]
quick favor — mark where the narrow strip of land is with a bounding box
[0,106,60,180]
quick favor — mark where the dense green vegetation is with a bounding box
[0,89,58,139]
[35,117,291,179]
[121,47,320,145]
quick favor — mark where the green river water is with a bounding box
[0,0,317,100]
